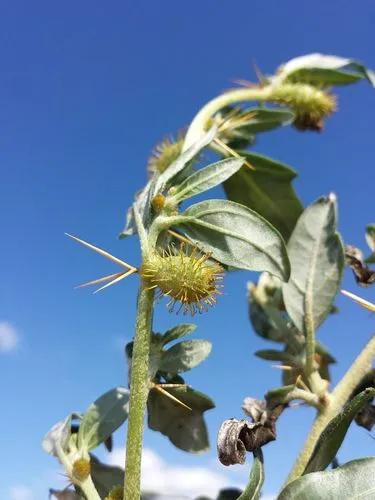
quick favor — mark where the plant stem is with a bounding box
[79,477,102,500]
[285,402,336,484]
[285,333,375,485]
[183,86,273,151]
[332,334,375,412]
[55,445,101,500]
[124,286,155,499]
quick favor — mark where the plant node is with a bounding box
[72,457,91,482]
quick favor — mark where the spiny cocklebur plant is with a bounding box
[43,53,374,500]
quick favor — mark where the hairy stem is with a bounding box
[183,86,273,151]
[283,387,321,409]
[286,333,375,485]
[285,402,335,484]
[124,286,155,499]
[332,334,375,411]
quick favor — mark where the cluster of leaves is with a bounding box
[45,53,375,499]
[127,324,215,452]
[44,388,128,498]
[249,195,343,391]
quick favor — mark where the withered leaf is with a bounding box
[345,245,375,287]
[217,418,276,466]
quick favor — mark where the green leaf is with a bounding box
[120,128,217,239]
[237,449,264,500]
[147,385,214,452]
[155,126,217,192]
[77,387,130,451]
[235,108,294,134]
[161,323,197,345]
[178,199,290,281]
[171,158,244,203]
[248,274,301,345]
[265,385,295,407]
[224,152,303,241]
[119,182,154,238]
[365,224,375,263]
[255,349,298,365]
[90,455,124,498]
[278,457,375,500]
[366,224,375,251]
[276,53,375,87]
[282,195,345,335]
[219,106,294,149]
[159,339,212,373]
[304,388,375,474]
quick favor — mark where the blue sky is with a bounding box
[1,1,374,498]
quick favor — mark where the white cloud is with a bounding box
[9,486,34,500]
[0,322,19,353]
[109,447,242,499]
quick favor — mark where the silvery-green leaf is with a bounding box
[304,388,375,474]
[161,323,197,345]
[120,204,136,238]
[42,415,72,457]
[90,455,124,498]
[255,349,298,365]
[282,195,344,335]
[147,386,214,453]
[179,199,290,281]
[155,126,217,193]
[366,224,375,252]
[275,53,375,87]
[159,339,212,373]
[224,152,303,241]
[281,342,336,387]
[237,449,264,500]
[233,108,294,134]
[78,387,130,451]
[119,182,154,238]
[171,158,244,203]
[265,385,295,408]
[278,457,375,500]
[365,224,375,263]
[248,274,302,345]
[218,106,294,149]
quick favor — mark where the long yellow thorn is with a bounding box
[65,233,136,271]
[94,268,137,294]
[341,290,375,312]
[152,384,192,411]
[213,137,255,170]
[75,272,125,289]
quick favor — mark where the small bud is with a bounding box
[271,83,337,131]
[141,245,223,315]
[105,485,123,500]
[151,194,166,213]
[72,457,91,482]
